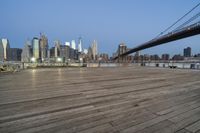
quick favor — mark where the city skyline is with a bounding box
[0,0,200,55]
[1,35,199,63]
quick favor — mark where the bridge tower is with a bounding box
[118,43,127,63]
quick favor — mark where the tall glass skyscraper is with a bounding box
[183,47,191,57]
[78,37,82,53]
[0,40,4,61]
[92,40,98,60]
[1,38,10,61]
[71,40,76,50]
[32,37,40,60]
[54,40,61,58]
[39,34,48,61]
[21,40,32,62]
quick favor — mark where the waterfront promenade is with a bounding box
[0,66,200,133]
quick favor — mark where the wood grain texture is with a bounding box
[0,66,200,133]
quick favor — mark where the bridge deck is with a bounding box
[0,67,200,133]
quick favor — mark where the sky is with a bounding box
[0,0,200,56]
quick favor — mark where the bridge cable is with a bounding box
[174,11,200,31]
[156,2,200,38]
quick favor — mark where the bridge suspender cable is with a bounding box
[174,12,200,31]
[156,2,200,38]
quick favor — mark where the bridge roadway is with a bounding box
[0,67,200,133]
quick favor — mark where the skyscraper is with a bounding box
[50,47,55,58]
[0,40,4,61]
[91,40,98,60]
[32,37,40,60]
[54,40,61,58]
[162,54,170,60]
[39,33,48,61]
[21,40,32,62]
[9,48,22,61]
[183,47,191,57]
[78,37,82,53]
[150,54,160,60]
[1,38,10,61]
[60,45,70,60]
[71,40,76,50]
[88,46,93,60]
[65,42,70,47]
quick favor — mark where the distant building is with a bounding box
[91,40,98,60]
[65,42,70,47]
[144,54,150,61]
[74,49,79,60]
[139,55,144,61]
[172,54,184,60]
[83,49,88,54]
[133,51,140,62]
[47,49,50,59]
[183,47,191,57]
[32,37,40,61]
[1,38,10,61]
[66,45,71,60]
[49,41,80,61]
[50,47,55,58]
[71,40,76,50]
[162,54,170,60]
[150,54,160,60]
[54,40,61,58]
[9,48,22,61]
[21,41,32,62]
[127,55,134,63]
[69,48,75,60]
[60,45,70,60]
[69,48,79,60]
[87,46,93,60]
[39,34,48,61]
[0,40,4,61]
[194,53,200,57]
[100,53,109,62]
[78,37,82,53]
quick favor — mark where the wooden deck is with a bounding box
[0,66,200,133]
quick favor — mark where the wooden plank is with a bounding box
[0,67,200,133]
[135,120,174,133]
[121,97,200,133]
[175,129,193,133]
[185,120,200,132]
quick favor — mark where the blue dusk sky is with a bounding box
[0,0,200,56]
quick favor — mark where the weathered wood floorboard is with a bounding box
[0,66,200,133]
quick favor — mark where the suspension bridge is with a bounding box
[114,2,200,60]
